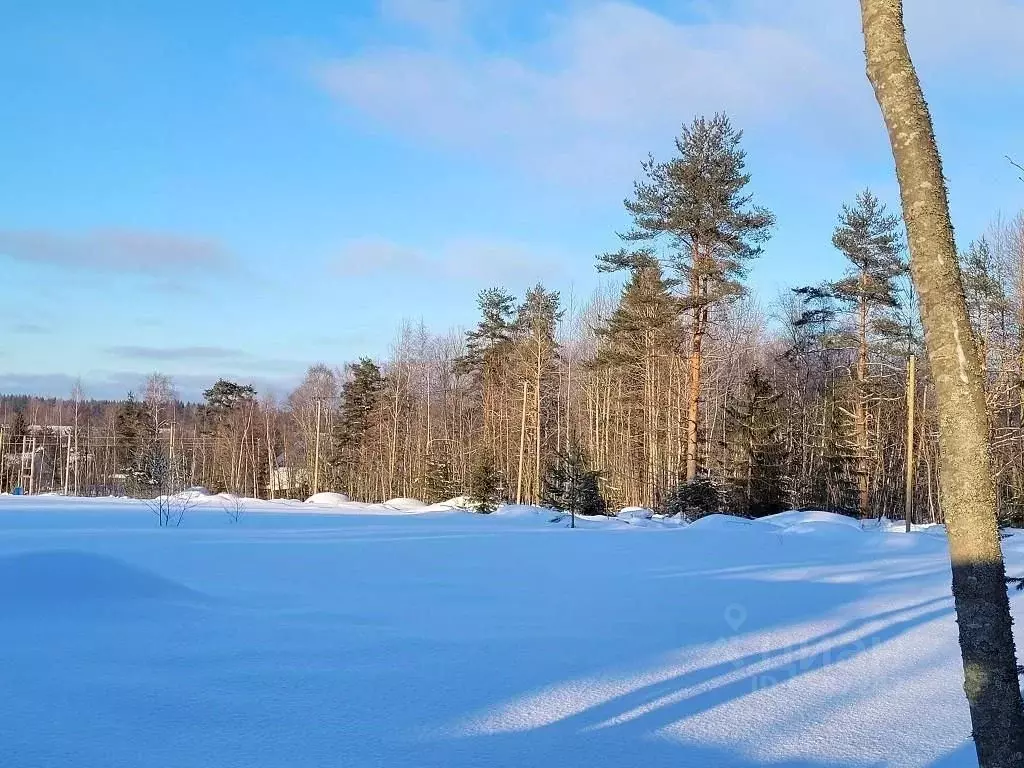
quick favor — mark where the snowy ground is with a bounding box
[1,495,1017,768]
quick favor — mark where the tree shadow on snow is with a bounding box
[434,592,960,768]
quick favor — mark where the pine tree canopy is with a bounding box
[601,113,775,308]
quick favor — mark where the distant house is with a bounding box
[266,466,308,495]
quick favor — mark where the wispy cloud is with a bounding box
[332,236,566,286]
[10,322,50,335]
[105,345,252,362]
[379,0,468,39]
[314,0,1024,185]
[0,228,233,274]
[0,371,304,402]
[104,345,308,375]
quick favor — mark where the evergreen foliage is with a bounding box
[725,369,788,517]
[330,358,386,491]
[660,477,723,520]
[601,112,776,304]
[467,451,502,514]
[540,442,607,525]
[423,453,459,504]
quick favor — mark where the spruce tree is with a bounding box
[726,369,788,517]
[595,255,681,507]
[330,359,385,493]
[457,288,517,481]
[601,113,775,482]
[540,442,607,526]
[513,284,563,502]
[660,477,722,520]
[423,453,458,504]
[467,450,502,514]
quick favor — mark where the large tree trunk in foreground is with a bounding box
[860,2,1024,766]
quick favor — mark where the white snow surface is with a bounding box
[618,506,655,520]
[305,491,351,506]
[0,494,1013,768]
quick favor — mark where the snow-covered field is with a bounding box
[1,495,1015,768]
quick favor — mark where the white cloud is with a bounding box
[0,228,233,274]
[314,0,1024,184]
[333,236,566,286]
[379,0,467,39]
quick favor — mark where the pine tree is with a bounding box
[457,288,516,376]
[540,442,607,526]
[602,113,775,482]
[796,189,908,515]
[960,237,1010,372]
[467,450,502,514]
[203,380,257,413]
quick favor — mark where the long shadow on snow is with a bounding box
[539,597,951,737]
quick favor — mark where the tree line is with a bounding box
[3,116,1023,522]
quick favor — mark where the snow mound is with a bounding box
[424,496,473,511]
[756,509,863,530]
[0,550,199,607]
[170,488,214,503]
[618,506,654,521]
[305,492,351,506]
[493,504,556,519]
[383,497,426,511]
[686,513,755,531]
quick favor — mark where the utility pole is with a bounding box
[904,354,916,533]
[28,433,37,495]
[63,430,72,496]
[312,397,323,496]
[168,421,176,493]
[516,381,528,505]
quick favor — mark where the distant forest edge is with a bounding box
[3,115,1023,525]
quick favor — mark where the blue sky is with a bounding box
[1,0,1022,400]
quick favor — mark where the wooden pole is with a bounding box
[905,354,916,533]
[312,398,322,496]
[64,429,73,496]
[516,381,528,505]
[28,434,37,495]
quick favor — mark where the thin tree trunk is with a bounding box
[861,2,1024,765]
[686,306,705,481]
[905,354,917,532]
[856,283,871,514]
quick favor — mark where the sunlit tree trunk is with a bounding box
[861,1,1024,765]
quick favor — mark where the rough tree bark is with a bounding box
[860,1,1024,765]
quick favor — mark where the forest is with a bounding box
[3,114,1023,525]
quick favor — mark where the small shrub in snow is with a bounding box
[660,477,724,520]
[220,494,246,523]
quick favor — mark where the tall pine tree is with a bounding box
[796,189,907,515]
[601,113,775,482]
